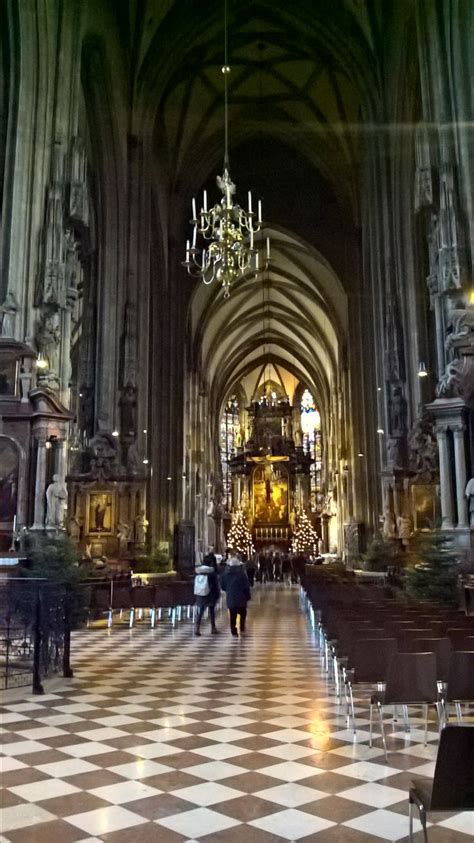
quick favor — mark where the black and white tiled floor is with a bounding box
[1,584,473,842]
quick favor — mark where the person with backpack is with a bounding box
[194,558,220,636]
[220,555,251,637]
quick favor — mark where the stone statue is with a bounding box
[382,507,396,539]
[0,291,19,337]
[67,514,82,541]
[390,385,407,435]
[36,313,61,375]
[119,385,137,436]
[465,478,474,528]
[117,520,131,549]
[387,437,405,470]
[45,474,68,528]
[408,408,439,483]
[125,439,141,474]
[134,510,149,544]
[397,514,412,546]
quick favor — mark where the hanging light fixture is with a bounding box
[182,0,265,299]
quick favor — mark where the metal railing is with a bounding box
[0,578,73,694]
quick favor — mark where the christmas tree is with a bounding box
[227,508,254,558]
[291,508,318,554]
[405,531,460,606]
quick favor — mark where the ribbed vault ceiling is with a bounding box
[190,228,347,418]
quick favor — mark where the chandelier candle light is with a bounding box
[182,0,267,298]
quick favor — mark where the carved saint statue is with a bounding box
[390,386,407,435]
[67,515,82,541]
[465,478,474,528]
[382,508,396,539]
[37,314,61,374]
[0,291,19,337]
[119,385,137,435]
[134,510,149,544]
[117,520,131,549]
[397,514,412,546]
[45,474,68,528]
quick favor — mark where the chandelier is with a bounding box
[182,0,265,299]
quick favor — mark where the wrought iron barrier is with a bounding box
[0,578,73,694]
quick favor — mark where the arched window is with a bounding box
[220,395,240,510]
[300,389,322,511]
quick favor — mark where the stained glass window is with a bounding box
[220,395,240,510]
[300,389,322,511]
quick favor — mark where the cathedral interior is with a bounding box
[2,5,474,843]
[1,0,474,564]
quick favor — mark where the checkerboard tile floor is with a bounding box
[1,584,473,842]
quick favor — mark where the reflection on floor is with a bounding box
[1,584,473,842]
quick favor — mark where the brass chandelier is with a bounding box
[182,0,264,299]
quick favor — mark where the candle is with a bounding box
[192,197,197,220]
[266,237,271,260]
[203,190,207,212]
[185,239,190,261]
[192,226,197,248]
[248,191,252,213]
[13,514,17,532]
[250,228,254,249]
[258,200,262,224]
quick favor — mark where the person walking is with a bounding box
[220,555,251,637]
[281,553,292,586]
[194,558,220,636]
[245,555,256,587]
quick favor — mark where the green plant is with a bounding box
[362,533,404,572]
[19,532,87,627]
[133,545,171,573]
[405,531,460,606]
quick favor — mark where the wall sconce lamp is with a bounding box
[37,353,48,369]
[112,429,119,437]
[377,427,384,435]
[418,361,428,378]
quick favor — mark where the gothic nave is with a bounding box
[1,2,474,839]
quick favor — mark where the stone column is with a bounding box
[436,428,454,529]
[54,437,68,482]
[321,513,330,552]
[32,435,48,528]
[453,426,468,528]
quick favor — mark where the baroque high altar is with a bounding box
[228,393,316,551]
[0,1,473,566]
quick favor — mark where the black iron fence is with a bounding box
[0,578,73,694]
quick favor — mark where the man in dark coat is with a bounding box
[220,556,251,637]
[194,561,220,636]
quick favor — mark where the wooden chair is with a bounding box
[370,652,439,761]
[442,650,474,723]
[408,724,474,842]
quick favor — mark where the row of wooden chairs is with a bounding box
[301,569,474,757]
[86,580,197,628]
[301,569,474,842]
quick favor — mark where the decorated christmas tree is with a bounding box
[227,508,254,558]
[291,508,318,555]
